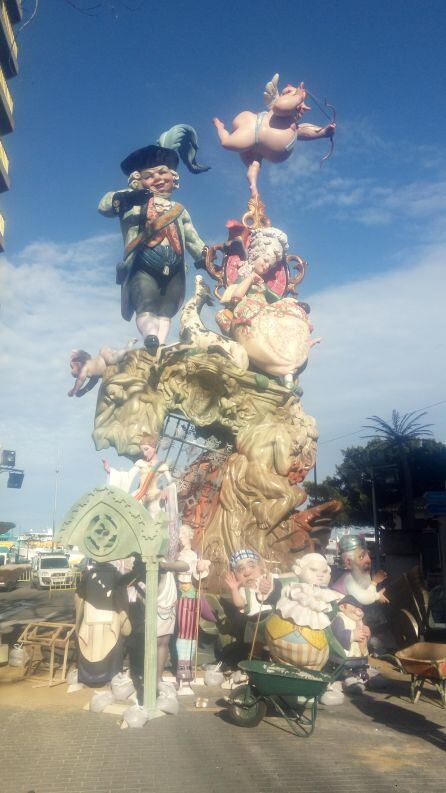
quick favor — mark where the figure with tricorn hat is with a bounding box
[98,125,210,354]
[329,595,387,694]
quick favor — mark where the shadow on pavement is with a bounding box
[351,691,446,752]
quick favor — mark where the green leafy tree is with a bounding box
[307,434,446,529]
[363,410,433,530]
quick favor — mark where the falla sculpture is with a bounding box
[63,74,350,697]
[213,74,336,197]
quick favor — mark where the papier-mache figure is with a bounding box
[68,339,137,398]
[265,553,343,670]
[332,535,389,605]
[331,595,370,693]
[75,562,131,688]
[330,595,386,693]
[216,226,319,387]
[102,432,177,525]
[224,549,282,651]
[214,74,335,197]
[118,554,187,707]
[98,125,209,354]
[175,524,211,695]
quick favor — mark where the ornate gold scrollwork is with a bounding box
[286,254,307,294]
[241,195,270,230]
[205,243,225,283]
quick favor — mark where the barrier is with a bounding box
[48,571,82,597]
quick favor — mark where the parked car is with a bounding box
[30,552,75,589]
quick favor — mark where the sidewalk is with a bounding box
[0,665,445,793]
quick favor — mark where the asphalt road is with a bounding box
[0,583,75,641]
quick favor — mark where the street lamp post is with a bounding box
[52,462,60,550]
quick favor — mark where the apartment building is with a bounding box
[0,0,22,250]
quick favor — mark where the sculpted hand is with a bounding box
[102,458,110,474]
[372,570,387,585]
[224,571,239,591]
[112,189,150,214]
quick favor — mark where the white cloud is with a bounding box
[1,232,445,529]
[266,119,446,230]
[302,240,446,477]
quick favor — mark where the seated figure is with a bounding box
[216,226,319,386]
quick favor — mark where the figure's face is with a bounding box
[234,558,263,586]
[350,548,372,574]
[140,442,156,461]
[179,525,193,547]
[139,165,175,195]
[339,603,364,621]
[70,360,81,377]
[273,82,310,117]
[253,255,275,276]
[299,556,331,586]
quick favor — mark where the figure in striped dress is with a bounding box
[175,524,211,695]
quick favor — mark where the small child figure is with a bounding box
[330,596,386,694]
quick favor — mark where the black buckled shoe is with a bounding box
[144,334,160,355]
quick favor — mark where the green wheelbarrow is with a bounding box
[226,659,348,737]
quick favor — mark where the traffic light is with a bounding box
[7,470,24,488]
[1,450,16,468]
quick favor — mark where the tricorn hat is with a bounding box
[339,534,366,555]
[120,145,179,176]
[120,124,210,177]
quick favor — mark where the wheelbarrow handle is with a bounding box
[374,653,405,674]
[329,658,355,682]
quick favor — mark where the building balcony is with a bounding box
[0,137,9,191]
[5,0,22,25]
[0,1,18,78]
[0,64,13,134]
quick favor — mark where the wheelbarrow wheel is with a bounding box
[228,685,267,728]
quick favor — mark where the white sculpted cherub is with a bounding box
[213,74,335,196]
[68,339,137,397]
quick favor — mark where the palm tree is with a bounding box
[363,410,433,531]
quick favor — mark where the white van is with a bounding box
[31,552,75,589]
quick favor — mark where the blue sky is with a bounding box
[1,0,446,531]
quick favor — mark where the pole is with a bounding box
[313,462,318,503]
[52,455,60,550]
[143,556,161,718]
[193,523,207,681]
